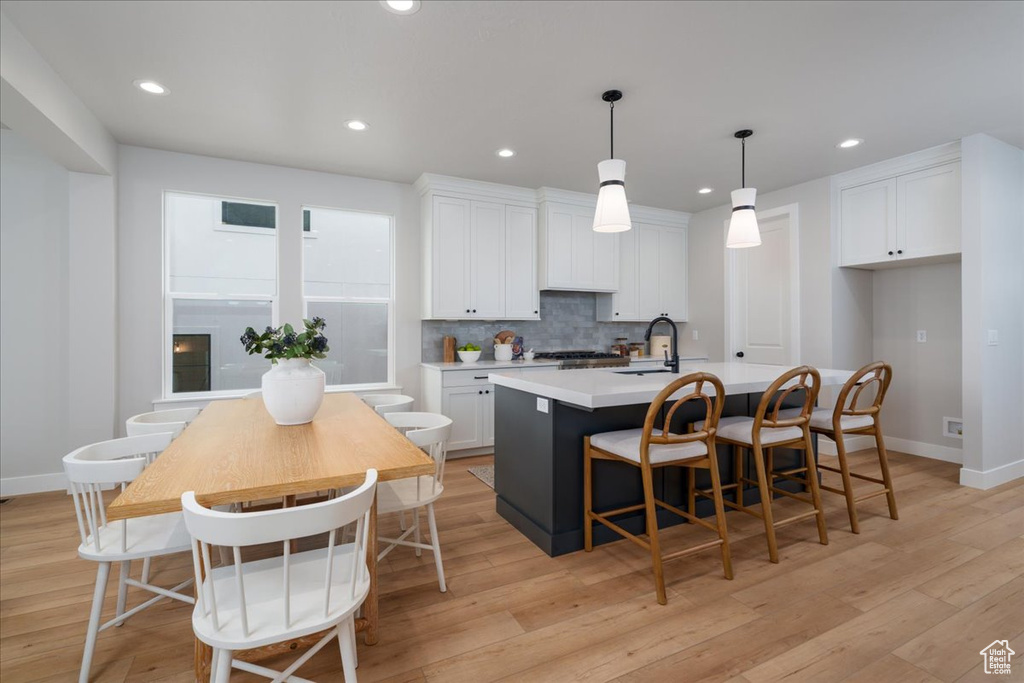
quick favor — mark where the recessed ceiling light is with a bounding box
[837,138,863,149]
[496,148,516,158]
[380,0,420,14]
[345,120,369,131]
[133,79,168,95]
[698,187,714,194]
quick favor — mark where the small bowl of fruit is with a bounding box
[457,343,482,363]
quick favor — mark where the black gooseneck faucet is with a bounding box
[644,316,680,374]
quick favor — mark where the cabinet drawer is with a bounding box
[442,370,495,387]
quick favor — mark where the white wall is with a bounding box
[683,177,834,370]
[117,146,421,425]
[960,133,1024,488]
[1,129,70,492]
[873,263,963,452]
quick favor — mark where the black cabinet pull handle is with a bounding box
[615,312,619,316]
[736,351,745,358]
[897,249,903,255]
[888,251,894,256]
[466,309,470,313]
[485,390,490,394]
[472,309,477,313]
[478,390,483,395]
[534,310,538,314]
[474,376,488,379]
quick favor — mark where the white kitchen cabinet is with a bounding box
[469,201,506,318]
[505,205,540,318]
[539,201,618,291]
[897,162,961,260]
[598,222,688,322]
[838,160,960,268]
[421,183,539,319]
[441,385,489,450]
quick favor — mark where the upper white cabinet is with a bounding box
[836,144,961,269]
[419,176,539,320]
[538,199,618,292]
[598,219,688,322]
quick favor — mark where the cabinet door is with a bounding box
[660,227,688,321]
[482,385,495,447]
[840,178,897,267]
[637,224,663,319]
[505,205,539,318]
[897,161,961,260]
[469,201,505,318]
[545,207,575,288]
[571,211,597,288]
[593,229,619,291]
[432,197,472,317]
[609,224,639,320]
[442,386,484,450]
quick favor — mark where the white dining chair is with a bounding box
[361,393,414,415]
[63,433,196,683]
[181,469,378,683]
[125,407,201,439]
[377,412,452,592]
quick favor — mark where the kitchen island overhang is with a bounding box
[488,362,854,557]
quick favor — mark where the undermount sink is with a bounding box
[614,368,673,376]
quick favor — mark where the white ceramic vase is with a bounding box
[261,358,325,426]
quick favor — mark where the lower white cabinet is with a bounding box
[441,385,493,450]
[421,365,552,453]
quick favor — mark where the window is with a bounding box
[165,192,277,396]
[303,207,393,388]
[163,194,395,397]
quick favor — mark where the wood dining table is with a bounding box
[106,392,436,682]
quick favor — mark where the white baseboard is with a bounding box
[818,435,962,464]
[0,472,68,497]
[960,459,1024,490]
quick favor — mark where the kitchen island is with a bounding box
[488,362,854,556]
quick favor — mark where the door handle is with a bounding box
[735,351,745,358]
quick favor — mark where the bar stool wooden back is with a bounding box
[584,372,732,605]
[709,366,828,564]
[787,361,897,533]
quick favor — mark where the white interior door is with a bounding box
[727,207,800,365]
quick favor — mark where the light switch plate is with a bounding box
[917,330,927,343]
[536,397,549,413]
[692,330,699,341]
[988,329,999,345]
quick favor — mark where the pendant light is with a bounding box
[727,129,761,248]
[592,89,632,233]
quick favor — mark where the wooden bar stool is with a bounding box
[779,361,897,533]
[703,366,828,564]
[584,372,732,605]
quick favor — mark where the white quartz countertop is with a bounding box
[421,359,562,371]
[488,362,854,409]
[421,357,709,371]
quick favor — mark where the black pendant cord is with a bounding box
[741,137,745,189]
[609,101,614,159]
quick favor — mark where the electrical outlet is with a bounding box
[692,329,699,341]
[988,329,999,345]
[536,397,549,414]
[916,330,927,343]
[943,417,963,439]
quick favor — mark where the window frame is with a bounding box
[162,190,280,400]
[301,205,397,392]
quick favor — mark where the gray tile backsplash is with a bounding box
[421,291,662,361]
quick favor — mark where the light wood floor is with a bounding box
[2,449,1022,683]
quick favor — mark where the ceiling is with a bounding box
[2,0,1022,212]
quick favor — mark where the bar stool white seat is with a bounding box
[778,361,897,533]
[698,366,828,564]
[125,407,201,438]
[63,433,196,683]
[585,373,733,605]
[377,412,452,592]
[182,469,378,683]
[361,393,414,415]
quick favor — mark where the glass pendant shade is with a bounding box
[593,159,632,233]
[727,187,761,248]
